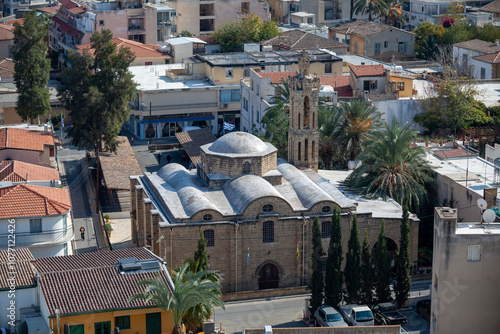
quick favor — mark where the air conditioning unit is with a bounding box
[221,103,229,108]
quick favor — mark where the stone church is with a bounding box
[130,53,419,294]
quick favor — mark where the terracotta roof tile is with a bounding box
[433,147,471,159]
[453,39,500,54]
[0,160,60,182]
[318,75,353,97]
[0,184,71,219]
[176,128,217,166]
[59,0,79,9]
[0,24,14,41]
[256,70,297,84]
[261,29,347,50]
[350,64,386,77]
[78,38,170,59]
[37,5,61,14]
[330,20,413,37]
[473,51,500,63]
[7,19,24,26]
[481,0,500,13]
[34,248,173,316]
[0,248,36,290]
[99,136,141,190]
[67,7,85,14]
[0,58,14,79]
[0,128,56,152]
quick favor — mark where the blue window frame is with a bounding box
[375,43,381,55]
[220,89,241,103]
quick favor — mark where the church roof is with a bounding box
[209,132,268,154]
[141,159,357,222]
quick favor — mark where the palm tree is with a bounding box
[383,0,407,27]
[340,99,381,162]
[173,258,221,332]
[343,119,435,214]
[353,0,387,21]
[270,78,290,105]
[129,263,225,334]
[318,105,344,169]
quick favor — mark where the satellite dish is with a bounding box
[477,198,488,210]
[482,209,496,224]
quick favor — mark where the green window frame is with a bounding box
[115,316,131,330]
[95,321,111,334]
[30,219,42,233]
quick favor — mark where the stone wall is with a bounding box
[243,327,400,334]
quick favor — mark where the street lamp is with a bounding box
[142,102,153,146]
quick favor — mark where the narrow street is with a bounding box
[57,145,98,253]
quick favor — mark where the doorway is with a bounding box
[146,312,162,334]
[259,263,279,290]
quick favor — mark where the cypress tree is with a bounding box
[375,220,392,303]
[309,217,324,313]
[344,214,361,304]
[360,233,373,305]
[395,205,411,308]
[194,230,209,271]
[325,207,343,307]
[12,10,51,122]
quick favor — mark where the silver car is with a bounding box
[314,306,349,327]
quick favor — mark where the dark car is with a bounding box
[372,303,408,326]
[417,299,431,321]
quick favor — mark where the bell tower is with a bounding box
[288,51,320,171]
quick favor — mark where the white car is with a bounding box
[314,306,349,327]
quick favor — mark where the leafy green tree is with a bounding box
[325,208,343,307]
[58,30,136,209]
[415,22,445,59]
[441,21,477,45]
[309,217,324,313]
[58,29,136,156]
[12,10,51,122]
[353,0,387,21]
[130,262,225,334]
[178,30,193,37]
[344,214,361,304]
[360,234,373,305]
[395,205,411,308]
[339,99,381,162]
[194,230,209,272]
[476,24,500,44]
[375,220,391,303]
[344,120,435,215]
[416,74,486,134]
[213,13,280,52]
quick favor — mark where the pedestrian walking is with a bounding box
[166,154,172,164]
[157,152,162,164]
[80,226,85,240]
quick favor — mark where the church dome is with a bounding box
[209,132,268,154]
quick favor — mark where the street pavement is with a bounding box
[214,280,432,334]
[57,144,98,253]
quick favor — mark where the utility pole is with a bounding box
[148,101,152,146]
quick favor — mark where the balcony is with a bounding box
[0,225,74,247]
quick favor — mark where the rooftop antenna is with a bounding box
[482,208,495,224]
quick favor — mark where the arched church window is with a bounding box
[243,162,251,174]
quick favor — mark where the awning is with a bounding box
[51,16,76,33]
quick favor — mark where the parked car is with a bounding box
[371,302,408,326]
[417,299,431,321]
[338,304,374,326]
[314,306,348,327]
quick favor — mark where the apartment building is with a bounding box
[2,0,52,16]
[408,0,493,27]
[159,0,269,36]
[431,207,500,334]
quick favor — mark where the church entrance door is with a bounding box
[259,263,279,290]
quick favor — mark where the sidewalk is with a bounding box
[73,217,98,253]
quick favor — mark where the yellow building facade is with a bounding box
[389,74,414,98]
[49,308,173,334]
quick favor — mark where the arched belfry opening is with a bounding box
[303,96,310,129]
[287,52,319,172]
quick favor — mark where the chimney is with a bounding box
[496,40,499,46]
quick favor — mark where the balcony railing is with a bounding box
[0,225,74,247]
